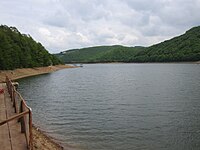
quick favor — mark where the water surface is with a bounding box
[18,64,200,150]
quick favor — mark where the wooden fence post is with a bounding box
[20,101,25,133]
[13,89,17,113]
[29,109,33,150]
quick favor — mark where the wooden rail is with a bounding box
[0,110,29,126]
[0,76,33,150]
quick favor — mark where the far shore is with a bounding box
[0,64,76,83]
[66,61,200,64]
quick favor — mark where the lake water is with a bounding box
[17,64,200,150]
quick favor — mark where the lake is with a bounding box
[17,63,200,150]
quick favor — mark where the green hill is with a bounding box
[0,25,63,70]
[55,45,145,63]
[56,26,200,63]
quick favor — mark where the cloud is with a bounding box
[0,0,200,53]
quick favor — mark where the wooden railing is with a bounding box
[0,76,33,150]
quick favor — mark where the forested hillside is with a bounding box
[132,26,200,62]
[55,45,145,63]
[0,25,62,70]
[56,26,200,63]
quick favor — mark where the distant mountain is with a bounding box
[0,25,63,70]
[55,26,200,63]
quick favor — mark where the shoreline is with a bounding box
[0,65,76,150]
[33,123,81,150]
[66,61,200,64]
[32,125,64,150]
[0,65,76,83]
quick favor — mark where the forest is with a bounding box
[0,25,62,70]
[56,26,200,63]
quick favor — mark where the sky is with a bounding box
[0,0,200,53]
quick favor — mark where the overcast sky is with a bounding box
[0,0,200,53]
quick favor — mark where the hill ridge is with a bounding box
[56,26,200,63]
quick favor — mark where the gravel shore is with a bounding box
[33,125,64,150]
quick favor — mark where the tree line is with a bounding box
[0,25,63,70]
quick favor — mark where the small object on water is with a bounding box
[72,64,83,67]
[0,88,4,94]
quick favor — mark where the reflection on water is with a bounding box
[18,64,200,150]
